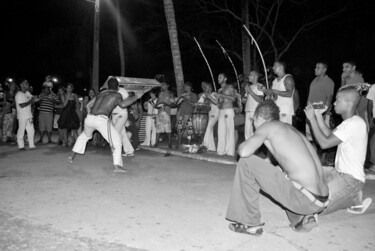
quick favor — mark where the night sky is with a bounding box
[1,0,374,103]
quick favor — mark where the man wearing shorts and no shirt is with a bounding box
[226,100,329,235]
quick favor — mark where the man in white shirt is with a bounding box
[244,71,264,139]
[111,87,135,157]
[305,87,372,215]
[15,80,39,150]
[262,61,295,124]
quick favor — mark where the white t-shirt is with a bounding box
[15,91,33,120]
[113,87,129,114]
[245,83,264,112]
[333,115,367,182]
[366,84,375,117]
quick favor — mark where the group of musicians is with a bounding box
[144,62,293,155]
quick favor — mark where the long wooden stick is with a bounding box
[242,25,269,89]
[216,40,240,91]
[193,37,217,92]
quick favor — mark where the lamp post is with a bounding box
[86,0,100,92]
[92,0,100,92]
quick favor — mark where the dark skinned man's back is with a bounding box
[91,90,124,117]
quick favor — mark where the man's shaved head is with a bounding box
[340,88,361,106]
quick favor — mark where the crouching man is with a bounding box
[226,100,329,236]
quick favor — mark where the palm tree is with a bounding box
[163,0,184,96]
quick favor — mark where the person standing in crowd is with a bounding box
[341,60,368,129]
[111,87,134,157]
[214,73,236,156]
[202,82,219,151]
[366,84,375,175]
[305,87,372,215]
[15,79,39,150]
[154,81,174,148]
[305,61,335,164]
[127,91,144,151]
[262,61,295,125]
[233,87,244,147]
[54,86,65,145]
[341,60,364,87]
[176,82,198,147]
[243,71,264,140]
[2,82,18,143]
[169,90,178,137]
[141,89,158,147]
[226,100,329,235]
[36,85,59,144]
[57,83,80,147]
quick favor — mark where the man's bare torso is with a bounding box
[262,121,328,196]
[218,85,235,109]
[91,90,121,117]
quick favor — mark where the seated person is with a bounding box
[305,87,372,215]
[226,100,329,236]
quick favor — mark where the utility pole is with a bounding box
[92,0,100,92]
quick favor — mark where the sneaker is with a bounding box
[18,148,26,151]
[228,222,264,236]
[290,215,318,233]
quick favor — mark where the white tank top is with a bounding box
[272,74,294,115]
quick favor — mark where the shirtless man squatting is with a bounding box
[226,100,329,235]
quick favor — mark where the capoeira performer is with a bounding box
[214,73,236,156]
[244,71,264,140]
[226,100,329,235]
[68,77,143,172]
[111,87,135,157]
[140,89,158,147]
[201,82,219,151]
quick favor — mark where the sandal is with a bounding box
[114,166,127,173]
[228,222,264,236]
[290,214,318,233]
[347,197,372,214]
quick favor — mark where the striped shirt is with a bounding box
[39,93,59,113]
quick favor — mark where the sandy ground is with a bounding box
[0,143,374,251]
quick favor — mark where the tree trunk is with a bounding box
[163,0,184,96]
[242,0,250,76]
[116,0,125,76]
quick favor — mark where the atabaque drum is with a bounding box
[192,103,209,135]
[193,103,210,114]
[192,113,208,135]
